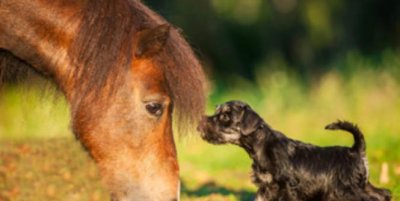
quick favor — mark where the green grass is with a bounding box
[0,139,107,201]
[0,85,70,140]
[1,52,400,200]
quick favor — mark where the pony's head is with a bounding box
[0,1,206,199]
[67,1,206,200]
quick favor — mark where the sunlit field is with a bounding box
[1,53,400,200]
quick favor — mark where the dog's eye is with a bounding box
[146,102,163,117]
[219,113,230,122]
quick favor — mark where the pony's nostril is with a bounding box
[169,198,178,201]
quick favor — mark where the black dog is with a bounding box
[198,101,391,201]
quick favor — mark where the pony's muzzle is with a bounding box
[109,168,180,201]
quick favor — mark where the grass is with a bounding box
[0,52,400,200]
[0,139,107,201]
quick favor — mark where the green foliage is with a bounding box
[0,139,108,201]
[0,86,69,140]
[147,0,400,80]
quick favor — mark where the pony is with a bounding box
[0,0,206,200]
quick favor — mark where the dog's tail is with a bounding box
[325,120,366,154]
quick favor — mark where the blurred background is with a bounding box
[148,0,400,81]
[1,0,399,200]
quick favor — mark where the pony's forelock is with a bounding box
[70,0,206,135]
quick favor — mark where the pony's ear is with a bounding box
[135,24,170,58]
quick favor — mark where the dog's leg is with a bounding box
[255,188,270,201]
[343,188,382,201]
[255,193,267,201]
[255,185,279,201]
[325,189,373,201]
[276,183,301,201]
[339,185,391,201]
[364,183,391,201]
[322,192,339,201]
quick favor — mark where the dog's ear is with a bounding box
[240,107,262,135]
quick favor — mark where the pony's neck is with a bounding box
[0,0,83,96]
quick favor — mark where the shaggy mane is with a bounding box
[0,0,207,135]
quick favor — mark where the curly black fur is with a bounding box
[198,100,391,201]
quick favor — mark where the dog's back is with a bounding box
[324,120,391,201]
[258,120,392,201]
[197,101,392,201]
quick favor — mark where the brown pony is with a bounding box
[0,0,206,200]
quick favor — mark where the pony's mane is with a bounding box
[0,50,30,85]
[132,1,207,134]
[0,0,206,135]
[135,3,207,134]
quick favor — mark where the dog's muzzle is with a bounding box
[197,116,226,144]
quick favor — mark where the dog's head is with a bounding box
[197,101,264,145]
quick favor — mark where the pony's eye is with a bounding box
[146,102,163,117]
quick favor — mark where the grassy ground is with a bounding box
[1,53,400,200]
[0,138,399,201]
[0,137,399,201]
